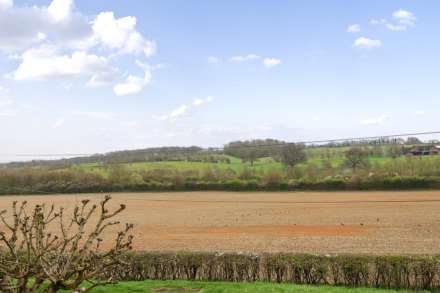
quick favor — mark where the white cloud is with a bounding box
[208,56,221,64]
[0,2,91,52]
[360,114,389,125]
[92,11,155,57]
[0,0,12,10]
[352,37,382,49]
[2,0,157,95]
[347,24,361,33]
[370,10,416,32]
[393,9,416,26]
[154,105,189,121]
[170,105,188,119]
[87,69,119,88]
[48,0,74,22]
[263,57,282,68]
[230,54,261,62]
[13,46,111,81]
[113,70,152,96]
[412,110,425,116]
[51,118,65,129]
[134,60,164,72]
[193,96,214,106]
[156,96,215,121]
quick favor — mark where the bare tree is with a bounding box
[280,143,307,168]
[0,195,133,293]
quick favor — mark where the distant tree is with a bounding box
[344,146,369,173]
[243,148,259,166]
[388,144,404,159]
[279,143,307,168]
[224,139,285,166]
[406,137,422,145]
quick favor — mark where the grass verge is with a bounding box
[76,280,426,293]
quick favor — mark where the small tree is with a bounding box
[280,143,307,168]
[344,146,369,173]
[388,144,403,159]
[0,195,133,293]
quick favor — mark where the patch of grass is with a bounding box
[79,280,426,293]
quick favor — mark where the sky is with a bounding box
[0,0,439,161]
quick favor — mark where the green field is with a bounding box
[72,152,440,176]
[70,280,425,293]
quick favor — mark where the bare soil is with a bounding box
[1,191,440,255]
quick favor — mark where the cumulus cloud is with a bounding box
[0,1,91,52]
[230,54,261,62]
[0,0,155,54]
[263,57,282,68]
[393,9,416,26]
[370,9,416,32]
[86,69,120,88]
[1,0,157,96]
[113,70,152,96]
[92,12,155,57]
[352,37,382,49]
[48,0,74,22]
[347,24,361,33]
[13,46,111,81]
[360,114,389,125]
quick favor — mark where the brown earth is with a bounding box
[1,191,440,255]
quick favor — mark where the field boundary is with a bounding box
[2,175,440,195]
[112,252,440,291]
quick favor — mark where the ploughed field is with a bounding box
[1,191,440,255]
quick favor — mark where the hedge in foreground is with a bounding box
[106,253,440,291]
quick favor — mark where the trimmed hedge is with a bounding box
[109,253,440,290]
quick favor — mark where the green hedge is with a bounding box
[108,253,440,290]
[2,175,440,195]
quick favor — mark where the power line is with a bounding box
[1,130,440,158]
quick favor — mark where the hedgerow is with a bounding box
[107,253,440,291]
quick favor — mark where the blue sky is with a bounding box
[0,0,439,161]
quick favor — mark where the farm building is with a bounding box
[406,145,440,156]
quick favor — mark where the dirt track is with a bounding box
[1,191,440,255]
